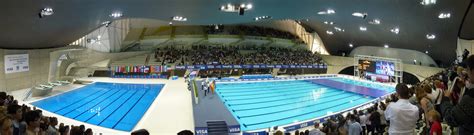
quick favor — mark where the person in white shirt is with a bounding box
[309,122,326,135]
[385,83,419,135]
[358,110,368,135]
[348,114,362,135]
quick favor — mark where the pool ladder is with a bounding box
[207,121,229,135]
[22,87,33,101]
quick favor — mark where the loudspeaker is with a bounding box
[239,8,244,15]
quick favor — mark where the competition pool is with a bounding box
[216,77,394,131]
[31,82,164,131]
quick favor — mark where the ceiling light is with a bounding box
[384,44,389,48]
[438,13,451,19]
[220,3,251,12]
[172,16,187,21]
[39,7,54,18]
[420,0,436,5]
[246,4,253,9]
[334,27,344,32]
[318,9,336,15]
[390,27,400,34]
[349,44,354,48]
[110,12,123,18]
[41,8,53,15]
[101,21,111,27]
[326,31,334,35]
[324,21,334,25]
[254,16,271,21]
[359,26,367,31]
[327,9,335,14]
[426,34,436,39]
[369,19,381,24]
[352,12,367,18]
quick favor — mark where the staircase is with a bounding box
[207,121,229,135]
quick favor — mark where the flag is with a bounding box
[156,66,161,72]
[210,81,216,94]
[150,66,155,73]
[144,66,150,73]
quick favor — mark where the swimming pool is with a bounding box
[328,77,395,92]
[31,82,164,131]
[216,78,392,131]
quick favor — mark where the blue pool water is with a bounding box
[329,78,395,93]
[216,78,390,131]
[31,82,163,131]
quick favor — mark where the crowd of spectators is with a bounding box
[0,92,94,135]
[205,25,299,41]
[154,44,323,66]
[271,55,474,135]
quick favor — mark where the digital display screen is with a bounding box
[376,61,395,76]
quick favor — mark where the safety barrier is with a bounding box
[111,74,168,79]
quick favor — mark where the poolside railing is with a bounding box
[22,87,34,101]
[192,79,199,104]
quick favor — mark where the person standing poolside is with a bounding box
[385,83,419,135]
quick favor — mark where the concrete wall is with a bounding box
[0,48,54,92]
[321,55,443,81]
[49,47,149,81]
[246,20,314,48]
[456,38,474,61]
[350,46,438,67]
[0,45,151,92]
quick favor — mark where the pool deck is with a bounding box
[12,77,194,135]
[191,80,239,129]
[308,79,389,97]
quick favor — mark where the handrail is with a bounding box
[22,87,34,101]
[192,79,199,104]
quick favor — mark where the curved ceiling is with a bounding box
[0,0,472,64]
[459,1,474,39]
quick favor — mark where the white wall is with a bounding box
[349,46,438,67]
[456,38,474,61]
[311,32,329,55]
[0,49,53,92]
[69,19,130,53]
[246,20,313,48]
[321,55,443,81]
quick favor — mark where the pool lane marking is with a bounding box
[231,93,355,112]
[112,88,155,129]
[221,86,324,98]
[70,88,127,119]
[84,89,140,122]
[97,88,148,126]
[219,85,318,95]
[53,89,109,113]
[225,90,340,102]
[226,91,341,106]
[241,97,367,128]
[236,96,365,119]
[217,82,310,92]
[329,79,395,92]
